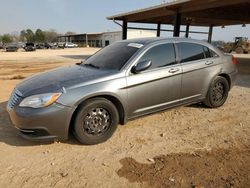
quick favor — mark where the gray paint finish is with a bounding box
[7,37,237,141]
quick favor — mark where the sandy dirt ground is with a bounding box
[0,48,249,188]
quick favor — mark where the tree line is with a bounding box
[0,29,62,44]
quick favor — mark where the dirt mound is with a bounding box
[118,148,250,188]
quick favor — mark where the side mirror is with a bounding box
[131,60,152,74]
[76,60,84,65]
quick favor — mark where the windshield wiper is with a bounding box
[85,63,100,69]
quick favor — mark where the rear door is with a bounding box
[126,42,182,118]
[176,42,221,102]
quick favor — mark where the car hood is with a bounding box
[16,65,117,97]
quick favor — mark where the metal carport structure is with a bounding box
[107,0,250,43]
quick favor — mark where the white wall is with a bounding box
[102,32,121,46]
[127,30,156,39]
[101,30,156,47]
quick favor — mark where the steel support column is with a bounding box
[122,20,128,40]
[173,12,181,37]
[185,24,190,38]
[157,23,161,37]
[86,34,88,47]
[208,25,213,43]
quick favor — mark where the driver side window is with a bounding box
[138,43,176,70]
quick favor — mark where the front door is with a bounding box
[126,43,182,118]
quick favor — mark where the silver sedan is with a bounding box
[7,38,238,145]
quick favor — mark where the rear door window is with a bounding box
[176,43,205,63]
[138,43,176,70]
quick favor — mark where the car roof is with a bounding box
[119,37,210,46]
[118,37,220,54]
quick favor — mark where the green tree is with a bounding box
[2,34,13,44]
[25,29,35,42]
[35,29,45,43]
[20,30,27,42]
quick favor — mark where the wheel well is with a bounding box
[218,73,231,89]
[68,95,126,133]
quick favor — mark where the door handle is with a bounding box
[205,61,214,65]
[168,68,180,73]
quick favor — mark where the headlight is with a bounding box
[19,93,61,108]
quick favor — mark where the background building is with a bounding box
[57,30,156,47]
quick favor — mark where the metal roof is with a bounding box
[107,0,250,26]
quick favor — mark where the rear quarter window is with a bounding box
[204,46,219,58]
[209,49,219,57]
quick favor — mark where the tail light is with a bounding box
[232,56,238,65]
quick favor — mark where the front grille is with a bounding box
[7,89,23,109]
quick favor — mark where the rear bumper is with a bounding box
[7,103,74,141]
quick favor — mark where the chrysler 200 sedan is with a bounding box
[7,38,237,145]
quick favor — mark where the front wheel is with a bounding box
[73,98,119,145]
[203,76,229,108]
[235,46,244,54]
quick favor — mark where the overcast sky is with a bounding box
[0,0,249,42]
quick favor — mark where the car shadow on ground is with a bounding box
[0,101,79,146]
[59,55,91,60]
[187,103,207,109]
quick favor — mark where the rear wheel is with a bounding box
[73,98,119,145]
[204,76,229,108]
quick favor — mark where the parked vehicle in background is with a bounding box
[223,37,250,54]
[6,44,18,52]
[44,42,50,49]
[57,42,65,49]
[7,38,237,145]
[24,43,36,51]
[36,43,45,49]
[65,42,78,48]
[0,43,4,49]
[43,43,57,49]
[17,42,25,49]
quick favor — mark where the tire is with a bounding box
[235,46,244,54]
[203,76,229,108]
[73,98,119,145]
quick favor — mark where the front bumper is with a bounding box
[7,103,74,141]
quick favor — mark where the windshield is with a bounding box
[83,42,141,70]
